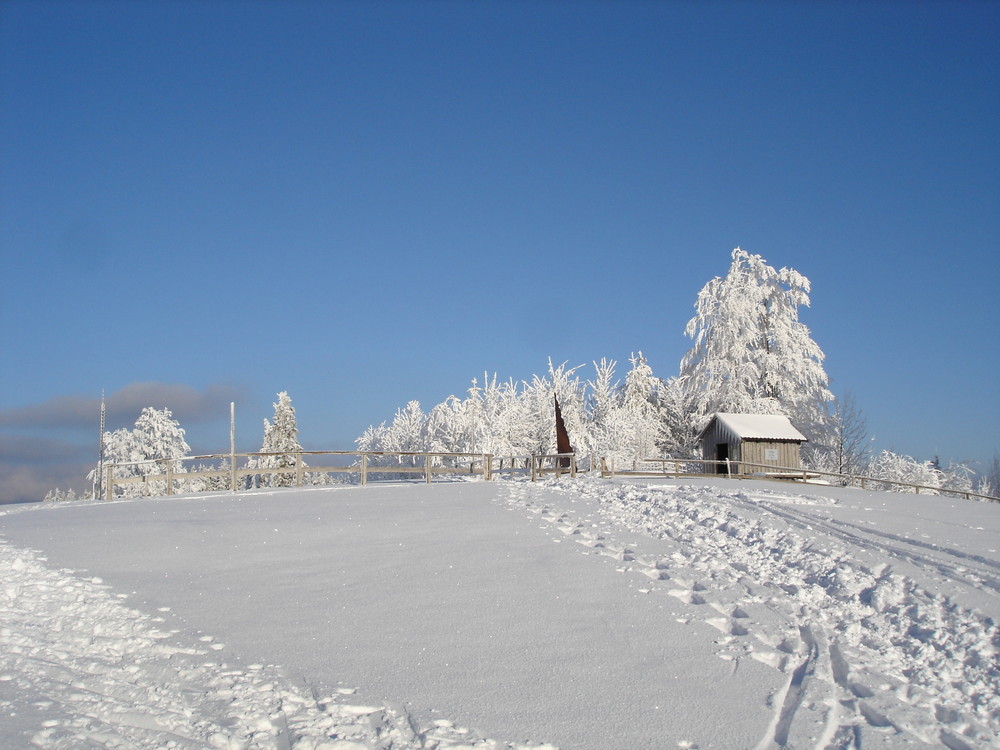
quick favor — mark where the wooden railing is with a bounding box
[103,450,494,500]
[531,453,579,480]
[601,457,1000,503]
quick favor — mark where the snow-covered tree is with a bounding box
[460,374,532,458]
[588,354,669,469]
[356,422,388,453]
[132,407,191,471]
[866,450,942,493]
[619,352,663,461]
[88,408,191,498]
[383,400,427,466]
[424,396,466,457]
[939,461,975,497]
[42,487,77,502]
[979,452,1000,499]
[587,358,622,461]
[519,361,591,457]
[656,375,694,457]
[680,248,833,453]
[249,392,304,487]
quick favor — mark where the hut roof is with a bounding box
[699,413,807,442]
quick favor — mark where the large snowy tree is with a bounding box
[680,248,834,455]
[88,407,191,498]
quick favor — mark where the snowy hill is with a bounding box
[1,477,997,750]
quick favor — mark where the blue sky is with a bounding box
[1,0,997,502]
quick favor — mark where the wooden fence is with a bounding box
[103,450,494,500]
[601,457,1000,503]
[102,450,998,504]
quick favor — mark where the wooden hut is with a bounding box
[698,413,807,475]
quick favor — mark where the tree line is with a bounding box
[44,249,997,500]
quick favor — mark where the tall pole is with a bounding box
[230,401,236,492]
[95,390,106,500]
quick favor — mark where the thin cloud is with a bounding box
[0,435,94,465]
[0,382,246,430]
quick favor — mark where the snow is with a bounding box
[703,413,808,442]
[1,477,998,749]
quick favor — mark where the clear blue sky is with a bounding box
[2,0,998,502]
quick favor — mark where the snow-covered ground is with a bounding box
[0,477,997,749]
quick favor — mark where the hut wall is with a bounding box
[700,420,743,464]
[741,440,801,470]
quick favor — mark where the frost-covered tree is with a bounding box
[42,487,77,502]
[132,407,191,472]
[469,375,524,457]
[249,392,304,487]
[588,354,668,469]
[383,400,427,466]
[424,396,466,457]
[939,461,975,497]
[680,248,833,453]
[866,450,942,493]
[656,375,694,457]
[979,452,1000,499]
[587,358,622,461]
[520,361,591,457]
[620,352,663,461]
[88,407,191,498]
[356,422,388,453]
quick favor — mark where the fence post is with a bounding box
[165,460,174,495]
[485,454,493,481]
[571,454,577,478]
[531,455,537,482]
[425,454,432,483]
[361,454,368,486]
[296,455,304,487]
[106,465,114,500]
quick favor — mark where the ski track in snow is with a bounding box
[498,478,1000,750]
[0,537,556,750]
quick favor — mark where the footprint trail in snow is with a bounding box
[499,478,999,750]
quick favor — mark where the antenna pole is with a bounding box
[96,390,106,499]
[230,401,236,492]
